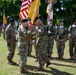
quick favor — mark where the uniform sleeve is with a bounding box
[64,27,68,41]
[68,26,71,32]
[5,27,11,41]
[54,26,58,41]
[37,25,44,37]
[68,26,72,36]
[16,27,21,39]
[17,27,22,37]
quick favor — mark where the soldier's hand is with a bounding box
[28,26,33,30]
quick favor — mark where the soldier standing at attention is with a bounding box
[17,19,31,74]
[34,17,51,71]
[47,19,55,58]
[5,18,17,65]
[68,19,76,60]
[55,20,68,59]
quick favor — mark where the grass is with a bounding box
[0,33,76,75]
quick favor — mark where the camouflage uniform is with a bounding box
[27,38,32,56]
[31,25,38,58]
[55,25,68,58]
[17,25,31,68]
[36,24,50,68]
[47,24,55,57]
[5,24,16,62]
[68,24,76,60]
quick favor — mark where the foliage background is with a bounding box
[0,0,76,27]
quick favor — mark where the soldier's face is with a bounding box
[50,20,53,24]
[11,22,15,25]
[73,21,76,25]
[60,22,64,26]
[35,19,41,26]
[22,21,28,27]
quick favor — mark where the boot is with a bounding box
[48,54,50,58]
[34,67,44,71]
[48,54,51,58]
[46,61,51,67]
[20,67,29,74]
[70,57,74,60]
[74,58,76,61]
[35,57,38,62]
[58,55,62,59]
[61,56,63,59]
[7,59,17,65]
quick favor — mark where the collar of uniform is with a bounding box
[59,26,64,28]
[49,24,52,26]
[72,24,76,27]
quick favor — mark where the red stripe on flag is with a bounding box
[19,13,23,19]
[22,3,28,7]
[19,0,34,19]
[20,7,28,12]
[22,11,27,19]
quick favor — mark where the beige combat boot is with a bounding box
[20,67,29,74]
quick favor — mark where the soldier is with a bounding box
[34,17,51,71]
[55,20,68,59]
[68,19,76,60]
[17,19,31,74]
[47,19,55,58]
[5,18,17,65]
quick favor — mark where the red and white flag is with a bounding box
[19,0,34,19]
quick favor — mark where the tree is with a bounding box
[0,0,76,26]
[54,0,76,26]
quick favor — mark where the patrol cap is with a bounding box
[21,19,28,23]
[72,19,76,23]
[9,18,15,22]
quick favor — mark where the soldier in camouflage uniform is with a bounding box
[34,17,51,71]
[5,18,17,65]
[17,19,31,74]
[55,21,68,59]
[68,19,76,60]
[47,19,55,58]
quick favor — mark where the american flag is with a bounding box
[19,0,34,19]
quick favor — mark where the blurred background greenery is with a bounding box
[0,0,76,27]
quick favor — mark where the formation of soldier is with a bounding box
[68,19,76,60]
[4,17,76,74]
[5,18,17,65]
